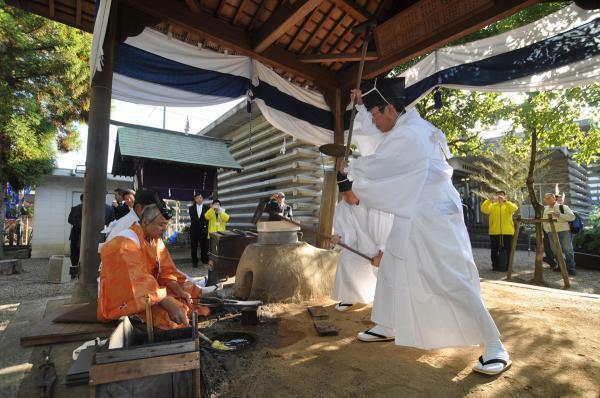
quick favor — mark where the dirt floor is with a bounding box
[198,281,600,398]
[1,249,599,397]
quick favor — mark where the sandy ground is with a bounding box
[205,282,600,398]
[1,249,599,397]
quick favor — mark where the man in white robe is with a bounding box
[341,78,510,376]
[331,173,393,311]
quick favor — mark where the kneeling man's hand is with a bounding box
[160,296,190,326]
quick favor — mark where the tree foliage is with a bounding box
[416,88,507,156]
[469,143,549,208]
[0,1,91,190]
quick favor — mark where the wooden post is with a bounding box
[506,217,521,281]
[318,88,345,248]
[318,170,338,248]
[548,219,570,289]
[72,1,118,303]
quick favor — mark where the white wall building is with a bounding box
[31,168,133,258]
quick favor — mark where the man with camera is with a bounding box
[480,191,519,272]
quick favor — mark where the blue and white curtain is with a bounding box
[90,3,598,146]
[401,4,600,108]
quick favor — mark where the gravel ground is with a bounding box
[1,248,598,338]
[472,248,600,294]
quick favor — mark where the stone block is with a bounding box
[0,259,23,275]
[47,255,71,283]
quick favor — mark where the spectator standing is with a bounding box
[188,193,209,268]
[113,188,131,220]
[205,199,229,237]
[465,192,476,225]
[480,191,519,272]
[542,193,577,276]
[266,192,293,221]
[122,189,136,211]
[68,194,84,268]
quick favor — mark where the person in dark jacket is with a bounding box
[266,192,293,221]
[68,194,84,267]
[189,193,209,267]
[113,188,134,220]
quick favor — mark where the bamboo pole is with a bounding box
[548,219,570,289]
[506,218,521,281]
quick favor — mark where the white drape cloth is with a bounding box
[401,4,600,109]
[331,201,393,304]
[348,106,500,349]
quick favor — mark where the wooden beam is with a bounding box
[340,0,536,86]
[299,52,378,63]
[248,0,267,31]
[329,0,370,22]
[185,0,202,13]
[49,0,55,17]
[17,0,94,32]
[215,0,228,18]
[75,0,82,26]
[253,0,321,52]
[233,0,250,25]
[122,0,339,88]
[313,12,349,54]
[328,22,354,53]
[298,4,336,54]
[286,8,318,51]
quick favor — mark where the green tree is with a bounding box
[416,88,507,156]
[469,143,549,208]
[0,1,91,257]
[504,86,600,284]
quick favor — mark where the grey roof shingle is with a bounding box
[114,126,241,171]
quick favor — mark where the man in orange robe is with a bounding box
[98,203,210,330]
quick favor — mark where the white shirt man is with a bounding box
[542,193,577,275]
[331,173,393,311]
[341,78,510,376]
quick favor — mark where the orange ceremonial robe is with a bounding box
[98,224,210,330]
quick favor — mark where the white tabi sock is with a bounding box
[483,338,509,362]
[477,338,510,373]
[370,324,394,338]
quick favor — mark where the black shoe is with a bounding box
[552,267,561,272]
[568,270,577,276]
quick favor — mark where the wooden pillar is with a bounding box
[72,2,118,303]
[318,170,337,248]
[317,88,346,248]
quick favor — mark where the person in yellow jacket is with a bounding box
[480,191,519,272]
[204,199,229,238]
